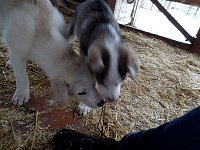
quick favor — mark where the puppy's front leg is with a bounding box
[77,102,91,116]
[10,56,30,106]
[50,78,68,106]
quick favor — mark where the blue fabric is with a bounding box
[120,106,200,150]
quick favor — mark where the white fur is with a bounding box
[0,0,104,112]
[77,102,92,116]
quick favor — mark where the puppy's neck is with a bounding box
[92,24,121,42]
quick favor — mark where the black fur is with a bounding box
[94,47,110,85]
[67,0,122,55]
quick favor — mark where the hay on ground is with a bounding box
[0,25,200,149]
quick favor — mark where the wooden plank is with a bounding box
[166,0,200,6]
[51,0,117,12]
[150,0,195,43]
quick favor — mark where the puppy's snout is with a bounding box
[97,99,104,107]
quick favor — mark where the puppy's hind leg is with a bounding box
[10,55,30,106]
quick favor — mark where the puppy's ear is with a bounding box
[119,42,140,80]
[50,78,69,106]
[86,47,104,73]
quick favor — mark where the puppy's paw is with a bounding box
[11,90,29,106]
[5,60,12,69]
[77,103,91,116]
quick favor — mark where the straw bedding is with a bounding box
[0,17,200,149]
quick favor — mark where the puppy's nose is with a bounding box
[97,99,104,107]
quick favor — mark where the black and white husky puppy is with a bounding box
[67,0,140,101]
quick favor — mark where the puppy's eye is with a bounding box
[78,91,87,95]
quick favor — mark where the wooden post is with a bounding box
[107,0,117,12]
[166,0,200,6]
[191,28,200,52]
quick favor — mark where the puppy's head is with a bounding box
[86,42,139,102]
[70,78,104,108]
[50,56,104,109]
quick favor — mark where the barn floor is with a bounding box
[0,23,200,149]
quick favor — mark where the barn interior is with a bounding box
[0,0,199,149]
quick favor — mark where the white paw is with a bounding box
[11,90,29,106]
[5,60,12,69]
[77,103,91,116]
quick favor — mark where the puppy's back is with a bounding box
[71,0,121,55]
[0,0,66,41]
[1,0,67,59]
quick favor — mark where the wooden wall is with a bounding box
[166,0,200,6]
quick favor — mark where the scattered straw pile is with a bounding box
[0,25,200,149]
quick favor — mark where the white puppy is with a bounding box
[0,0,104,114]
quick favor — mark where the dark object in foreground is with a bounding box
[52,106,200,150]
[51,128,119,150]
